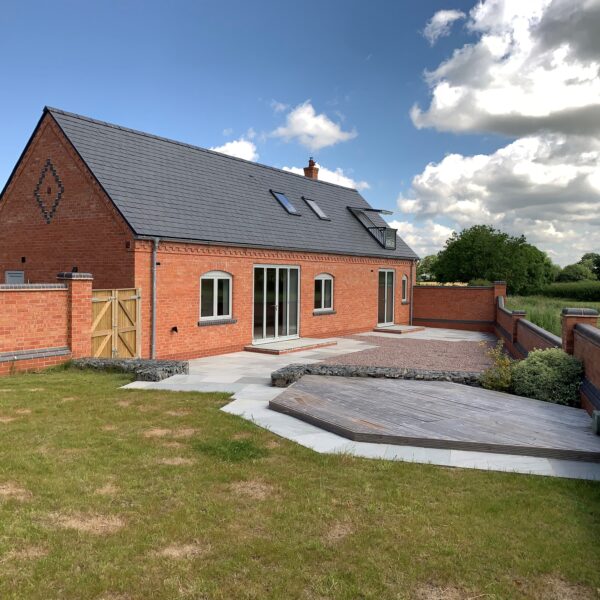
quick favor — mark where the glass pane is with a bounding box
[253,268,264,339]
[378,271,386,323]
[324,279,332,309]
[289,269,299,335]
[402,277,407,302]
[278,268,288,337]
[272,191,298,214]
[217,278,229,316]
[201,279,214,318]
[386,272,394,323]
[265,268,277,338]
[314,279,322,310]
[305,198,328,220]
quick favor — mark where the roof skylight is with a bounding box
[303,197,330,220]
[271,190,300,215]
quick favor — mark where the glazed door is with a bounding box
[378,270,395,325]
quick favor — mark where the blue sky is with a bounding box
[1,1,598,265]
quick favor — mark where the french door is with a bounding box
[378,269,395,325]
[253,266,300,342]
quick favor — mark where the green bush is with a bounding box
[541,281,600,301]
[481,341,514,392]
[468,278,492,287]
[511,348,583,406]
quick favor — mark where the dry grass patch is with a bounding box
[143,427,171,438]
[413,584,471,600]
[323,521,353,545]
[229,479,274,500]
[3,546,48,561]
[172,428,196,438]
[0,482,32,502]
[101,424,118,432]
[27,388,45,392]
[95,482,119,496]
[48,512,125,535]
[14,408,32,415]
[161,441,185,449]
[157,457,196,466]
[0,415,17,423]
[153,542,206,559]
[526,576,598,600]
[164,410,190,417]
[117,400,131,408]
[265,439,281,449]
[60,396,76,403]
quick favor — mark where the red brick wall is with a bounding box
[515,319,561,357]
[134,240,415,360]
[0,287,69,353]
[0,114,135,289]
[413,285,498,332]
[574,325,600,415]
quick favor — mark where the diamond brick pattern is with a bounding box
[33,159,64,224]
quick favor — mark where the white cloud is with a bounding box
[272,101,357,151]
[282,163,369,191]
[387,219,454,258]
[404,0,600,265]
[412,0,600,136]
[423,9,465,45]
[222,127,233,136]
[270,99,289,113]
[210,137,258,161]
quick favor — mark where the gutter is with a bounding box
[151,237,160,359]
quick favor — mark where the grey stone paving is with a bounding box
[271,375,600,462]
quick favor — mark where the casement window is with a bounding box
[200,271,232,320]
[314,273,334,312]
[402,274,408,303]
[4,271,25,284]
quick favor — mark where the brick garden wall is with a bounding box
[413,283,505,332]
[574,325,600,415]
[0,114,135,289]
[134,240,415,360]
[0,275,92,375]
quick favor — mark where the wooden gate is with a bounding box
[91,289,141,358]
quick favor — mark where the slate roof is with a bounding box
[46,107,418,260]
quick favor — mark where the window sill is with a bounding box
[198,318,237,327]
[401,300,410,305]
[313,309,336,316]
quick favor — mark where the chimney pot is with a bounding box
[303,157,319,180]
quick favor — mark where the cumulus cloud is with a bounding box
[210,137,258,161]
[423,9,465,45]
[404,0,600,265]
[388,219,454,258]
[272,101,357,151]
[282,163,369,191]
[270,99,289,113]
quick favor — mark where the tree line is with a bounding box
[417,225,599,295]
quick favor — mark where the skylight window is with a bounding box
[303,197,330,220]
[271,190,300,215]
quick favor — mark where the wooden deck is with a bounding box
[270,376,600,462]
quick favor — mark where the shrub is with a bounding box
[511,348,583,406]
[557,263,595,282]
[468,278,492,287]
[541,281,600,301]
[480,341,514,392]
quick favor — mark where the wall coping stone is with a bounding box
[71,358,188,381]
[271,363,482,388]
[562,307,599,316]
[517,318,562,347]
[575,323,600,348]
[57,272,94,280]
[0,283,67,290]
[415,285,493,290]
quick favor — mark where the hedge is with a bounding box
[540,280,600,301]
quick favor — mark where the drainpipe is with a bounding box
[151,237,160,359]
[409,259,415,326]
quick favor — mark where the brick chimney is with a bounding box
[303,157,319,180]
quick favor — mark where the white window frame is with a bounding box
[401,274,408,302]
[314,273,334,312]
[200,271,232,321]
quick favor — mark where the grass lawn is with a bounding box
[506,295,600,337]
[1,369,600,599]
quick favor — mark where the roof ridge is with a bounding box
[45,106,362,193]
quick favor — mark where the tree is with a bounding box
[557,263,595,282]
[432,225,556,294]
[416,254,438,281]
[579,253,600,279]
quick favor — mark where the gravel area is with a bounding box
[322,335,495,373]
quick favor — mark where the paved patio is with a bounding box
[124,327,600,480]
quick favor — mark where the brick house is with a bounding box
[0,107,418,359]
